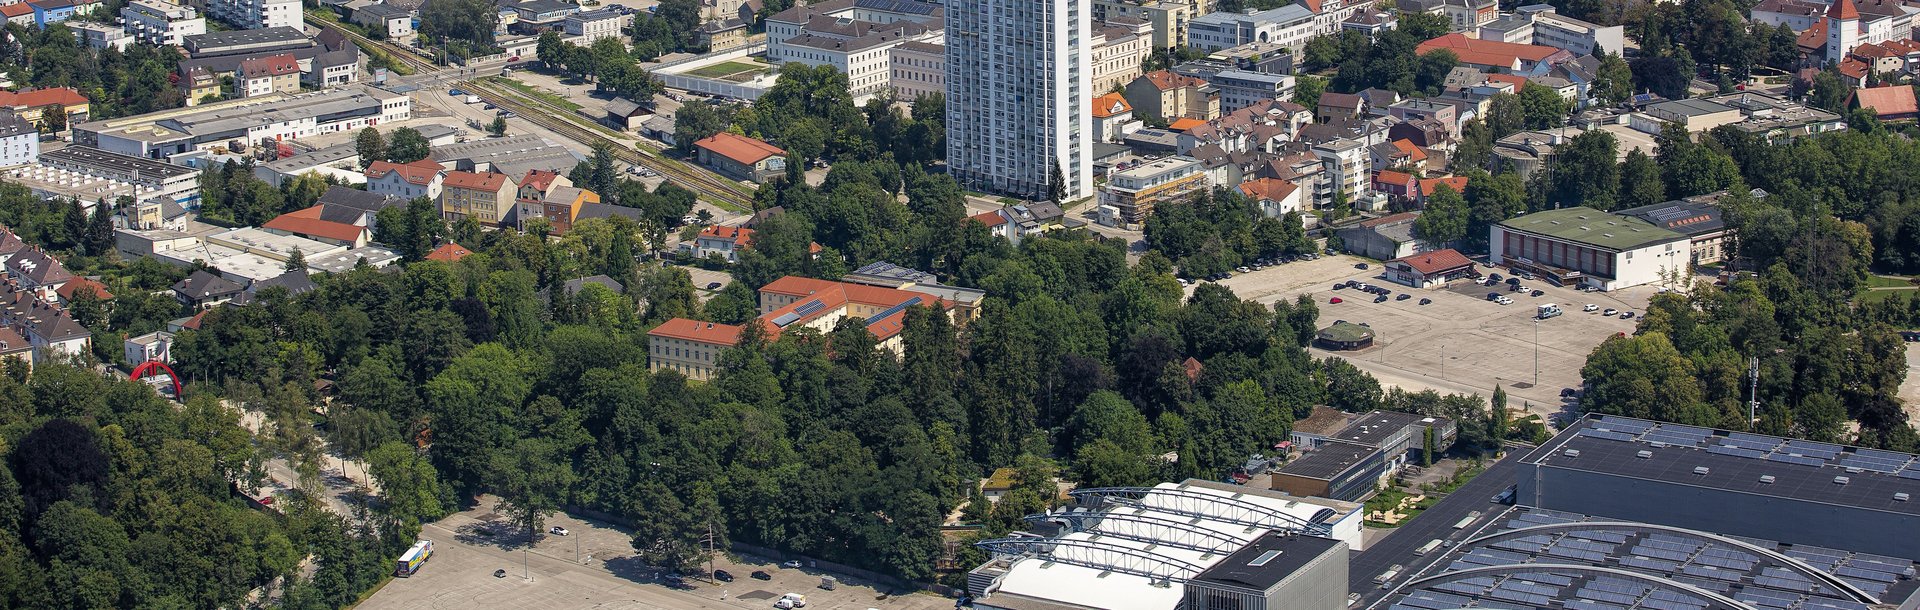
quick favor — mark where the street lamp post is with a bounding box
[1533,318,1539,386]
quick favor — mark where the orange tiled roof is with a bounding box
[648,317,745,346]
[1392,139,1429,163]
[1239,178,1299,202]
[239,53,299,78]
[520,169,561,192]
[1420,176,1469,197]
[694,132,785,165]
[443,170,509,192]
[1392,248,1473,275]
[1418,33,1561,68]
[1376,169,1416,186]
[970,209,1008,228]
[425,243,472,262]
[0,4,30,18]
[1853,85,1918,117]
[0,87,87,108]
[1829,0,1859,20]
[1092,93,1132,118]
[55,277,112,301]
[263,206,368,243]
[1142,70,1209,92]
[1169,117,1208,132]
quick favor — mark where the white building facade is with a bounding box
[947,0,1095,202]
[1187,4,1316,53]
[203,0,298,30]
[121,0,205,46]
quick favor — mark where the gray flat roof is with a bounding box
[1280,440,1379,481]
[1650,98,1737,118]
[1192,532,1342,591]
[1525,415,1920,516]
[1332,410,1447,448]
[42,146,198,179]
[185,26,309,53]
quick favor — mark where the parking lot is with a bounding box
[361,500,950,610]
[1208,254,1658,418]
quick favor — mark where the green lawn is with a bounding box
[1865,274,1913,289]
[685,60,766,79]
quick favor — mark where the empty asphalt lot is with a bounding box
[360,502,950,610]
[1206,254,1659,418]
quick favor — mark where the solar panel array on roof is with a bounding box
[1582,428,1638,442]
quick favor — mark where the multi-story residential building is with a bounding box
[29,0,104,27]
[513,169,568,229]
[562,8,629,44]
[0,113,38,168]
[1303,0,1377,36]
[0,87,89,130]
[509,0,577,32]
[1,277,90,363]
[203,0,297,30]
[1313,139,1368,206]
[1239,177,1303,218]
[1186,4,1316,53]
[1205,69,1294,110]
[888,40,944,100]
[767,0,944,102]
[121,0,204,46]
[68,21,132,51]
[1099,156,1207,226]
[947,0,1095,201]
[1516,4,1623,56]
[1091,92,1138,141]
[969,202,1070,247]
[365,159,444,201]
[1090,0,1214,49]
[438,171,517,227]
[236,53,300,98]
[4,246,70,302]
[1090,19,1153,93]
[1124,70,1220,122]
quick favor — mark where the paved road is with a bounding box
[1348,449,1527,610]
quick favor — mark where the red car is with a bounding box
[1329,297,1343,304]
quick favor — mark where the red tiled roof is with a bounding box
[1418,33,1562,68]
[1852,85,1918,117]
[1169,117,1208,132]
[1419,176,1469,197]
[700,225,754,247]
[1239,178,1299,202]
[648,317,744,346]
[520,169,561,193]
[443,170,510,192]
[759,276,940,310]
[0,87,87,109]
[1797,21,1827,50]
[1375,169,1416,186]
[1301,0,1324,13]
[1391,248,1473,275]
[1484,73,1530,90]
[694,132,785,165]
[55,277,111,302]
[425,243,472,262]
[1391,139,1429,163]
[1360,211,1421,227]
[239,53,299,78]
[1142,70,1209,91]
[1838,57,1870,79]
[1092,93,1132,118]
[263,206,368,243]
[180,309,208,330]
[366,159,442,186]
[0,4,29,18]
[970,209,1008,227]
[1829,0,1859,20]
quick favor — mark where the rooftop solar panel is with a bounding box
[1837,456,1904,473]
[1661,424,1713,438]
[1543,546,1607,563]
[1720,438,1779,451]
[1578,590,1644,605]
[1694,555,1757,571]
[1490,540,1547,554]
[1596,416,1653,433]
[1699,547,1759,561]
[1900,469,1920,480]
[1588,580,1649,595]
[1765,453,1827,467]
[1581,429,1638,442]
[794,299,827,316]
[1736,590,1801,604]
[1833,566,1898,582]
[1568,530,1632,544]
[1619,556,1680,573]
[1641,538,1702,553]
[1523,574,1576,587]
[1670,576,1731,593]
[1754,576,1816,593]
[1679,565,1743,582]
[1399,597,1457,610]
[1639,596,1707,610]
[1729,432,1778,444]
[1735,596,1791,609]
[1567,600,1629,610]
[1496,581,1560,597]
[1434,581,1488,596]
[1783,440,1843,457]
[1486,589,1552,606]
[1643,431,1708,447]
[1760,567,1815,581]
[1708,445,1768,459]
[1853,448,1913,462]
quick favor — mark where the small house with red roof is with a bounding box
[694,132,786,183]
[54,276,111,306]
[1849,85,1917,122]
[425,242,473,262]
[262,205,373,248]
[1417,176,1469,205]
[0,87,90,128]
[1373,169,1417,199]
[1239,177,1303,218]
[690,224,821,263]
[1124,70,1221,123]
[1091,92,1136,141]
[1384,248,1475,288]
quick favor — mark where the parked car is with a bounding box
[705,282,723,290]
[782,560,803,569]
[548,526,569,536]
[1396,293,1411,301]
[494,569,508,578]
[1560,388,1578,398]
[1332,283,1346,290]
[1583,304,1599,312]
[1330,297,1344,304]
[1488,273,1503,282]
[715,570,734,582]
[1496,296,1514,305]
[1603,308,1619,316]
[1236,266,1251,273]
[1374,294,1388,303]
[752,571,773,580]
[1419,298,1432,305]
[1620,311,1635,319]
[1487,292,1501,301]
[1505,277,1520,286]
[1530,289,1545,297]
[1355,263,1370,270]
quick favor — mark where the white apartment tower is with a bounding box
[946,0,1094,202]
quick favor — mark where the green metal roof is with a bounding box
[1497,207,1686,251]
[1317,321,1375,343]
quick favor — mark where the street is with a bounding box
[1348,450,1525,610]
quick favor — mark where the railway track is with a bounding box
[307,16,440,74]
[459,77,755,211]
